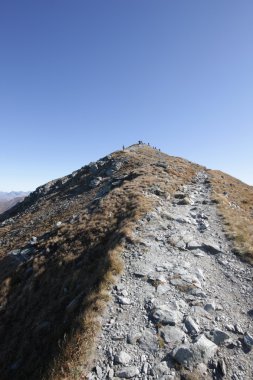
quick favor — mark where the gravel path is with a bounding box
[88,172,253,380]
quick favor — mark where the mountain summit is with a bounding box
[0,144,252,380]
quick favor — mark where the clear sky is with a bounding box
[0,0,252,191]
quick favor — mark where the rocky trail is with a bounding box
[88,171,253,380]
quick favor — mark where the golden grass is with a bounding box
[209,170,253,263]
[0,145,201,380]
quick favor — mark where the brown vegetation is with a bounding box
[209,170,253,263]
[0,145,201,379]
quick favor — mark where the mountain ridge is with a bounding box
[0,144,252,380]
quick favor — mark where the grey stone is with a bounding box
[108,368,114,379]
[170,273,202,290]
[198,221,209,230]
[172,344,193,367]
[217,358,227,377]
[138,329,158,353]
[96,365,103,379]
[204,302,216,313]
[192,335,218,363]
[184,316,200,335]
[193,251,205,257]
[188,288,207,298]
[89,163,99,174]
[117,366,140,378]
[177,197,193,205]
[225,324,236,333]
[195,268,205,281]
[152,305,181,325]
[156,283,171,295]
[247,309,253,319]
[167,236,186,250]
[30,236,37,244]
[148,272,167,284]
[133,270,150,278]
[115,283,125,292]
[190,306,211,320]
[209,329,230,346]
[243,332,253,349]
[90,177,102,188]
[117,296,132,305]
[154,361,170,376]
[175,216,191,224]
[197,212,208,220]
[187,241,201,250]
[234,324,244,334]
[127,333,142,345]
[174,193,186,199]
[114,351,131,365]
[160,326,185,345]
[170,278,189,288]
[196,363,209,377]
[202,242,221,254]
[141,362,150,375]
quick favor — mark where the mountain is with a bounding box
[0,191,30,214]
[0,144,252,380]
[0,191,29,201]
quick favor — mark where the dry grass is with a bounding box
[209,170,253,263]
[0,145,201,380]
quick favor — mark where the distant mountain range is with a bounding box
[0,191,30,214]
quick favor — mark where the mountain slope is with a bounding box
[0,144,252,380]
[0,144,201,380]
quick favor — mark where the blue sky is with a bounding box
[0,0,252,191]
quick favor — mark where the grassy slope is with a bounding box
[0,145,201,380]
[209,169,253,263]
